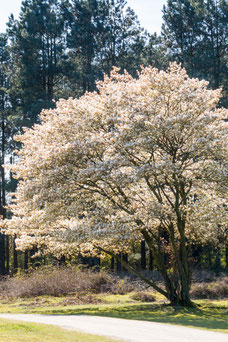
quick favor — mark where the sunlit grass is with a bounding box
[0,294,227,333]
[0,318,120,342]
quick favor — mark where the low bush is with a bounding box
[56,294,103,305]
[190,277,228,299]
[131,291,156,302]
[0,267,135,299]
[1,266,227,301]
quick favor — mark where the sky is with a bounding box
[127,0,167,33]
[0,0,167,34]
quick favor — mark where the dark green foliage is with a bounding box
[7,0,67,126]
[6,0,152,116]
[63,0,149,94]
[0,0,162,276]
[0,0,227,277]
[0,34,13,275]
[162,0,228,106]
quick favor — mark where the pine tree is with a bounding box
[7,0,67,126]
[96,0,146,76]
[201,0,228,102]
[0,34,13,274]
[64,0,148,95]
[162,0,228,106]
[162,0,204,76]
[63,0,99,94]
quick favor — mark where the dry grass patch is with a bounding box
[0,267,136,299]
[131,291,156,302]
[191,277,228,299]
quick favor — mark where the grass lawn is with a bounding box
[0,294,227,334]
[0,318,121,342]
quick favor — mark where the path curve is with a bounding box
[0,314,227,342]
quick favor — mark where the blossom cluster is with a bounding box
[2,63,228,257]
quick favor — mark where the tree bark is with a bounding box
[110,256,114,272]
[141,241,146,270]
[5,236,9,274]
[122,253,128,272]
[0,114,6,275]
[225,246,228,271]
[13,237,18,273]
[24,251,28,270]
[0,234,5,275]
[149,250,153,271]
[116,253,122,272]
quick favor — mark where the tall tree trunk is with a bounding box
[149,250,153,271]
[0,234,5,275]
[24,250,28,270]
[111,256,114,272]
[58,255,66,266]
[5,236,9,274]
[116,253,122,272]
[225,246,228,271]
[215,248,221,276]
[142,227,193,307]
[0,114,6,275]
[205,244,213,269]
[141,241,146,270]
[122,253,128,272]
[13,237,18,273]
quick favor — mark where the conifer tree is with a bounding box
[162,0,228,106]
[7,0,66,126]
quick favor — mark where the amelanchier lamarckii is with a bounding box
[3,63,228,306]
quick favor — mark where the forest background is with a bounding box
[0,0,227,275]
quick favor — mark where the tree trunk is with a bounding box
[0,234,5,275]
[110,256,114,272]
[225,246,228,271]
[122,253,128,272]
[141,241,146,270]
[24,251,28,270]
[0,114,6,275]
[143,228,194,307]
[116,253,122,272]
[58,255,66,266]
[214,248,221,276]
[149,250,153,271]
[5,236,9,274]
[13,238,18,273]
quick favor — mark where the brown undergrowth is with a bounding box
[0,266,137,299]
[191,278,228,299]
[0,266,227,301]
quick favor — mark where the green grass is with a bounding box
[0,294,227,334]
[0,318,121,342]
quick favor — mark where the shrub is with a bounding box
[131,291,156,302]
[190,277,228,299]
[0,266,135,299]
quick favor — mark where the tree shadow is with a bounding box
[41,302,228,331]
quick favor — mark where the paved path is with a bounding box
[0,314,227,342]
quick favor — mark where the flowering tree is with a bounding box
[3,63,228,306]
